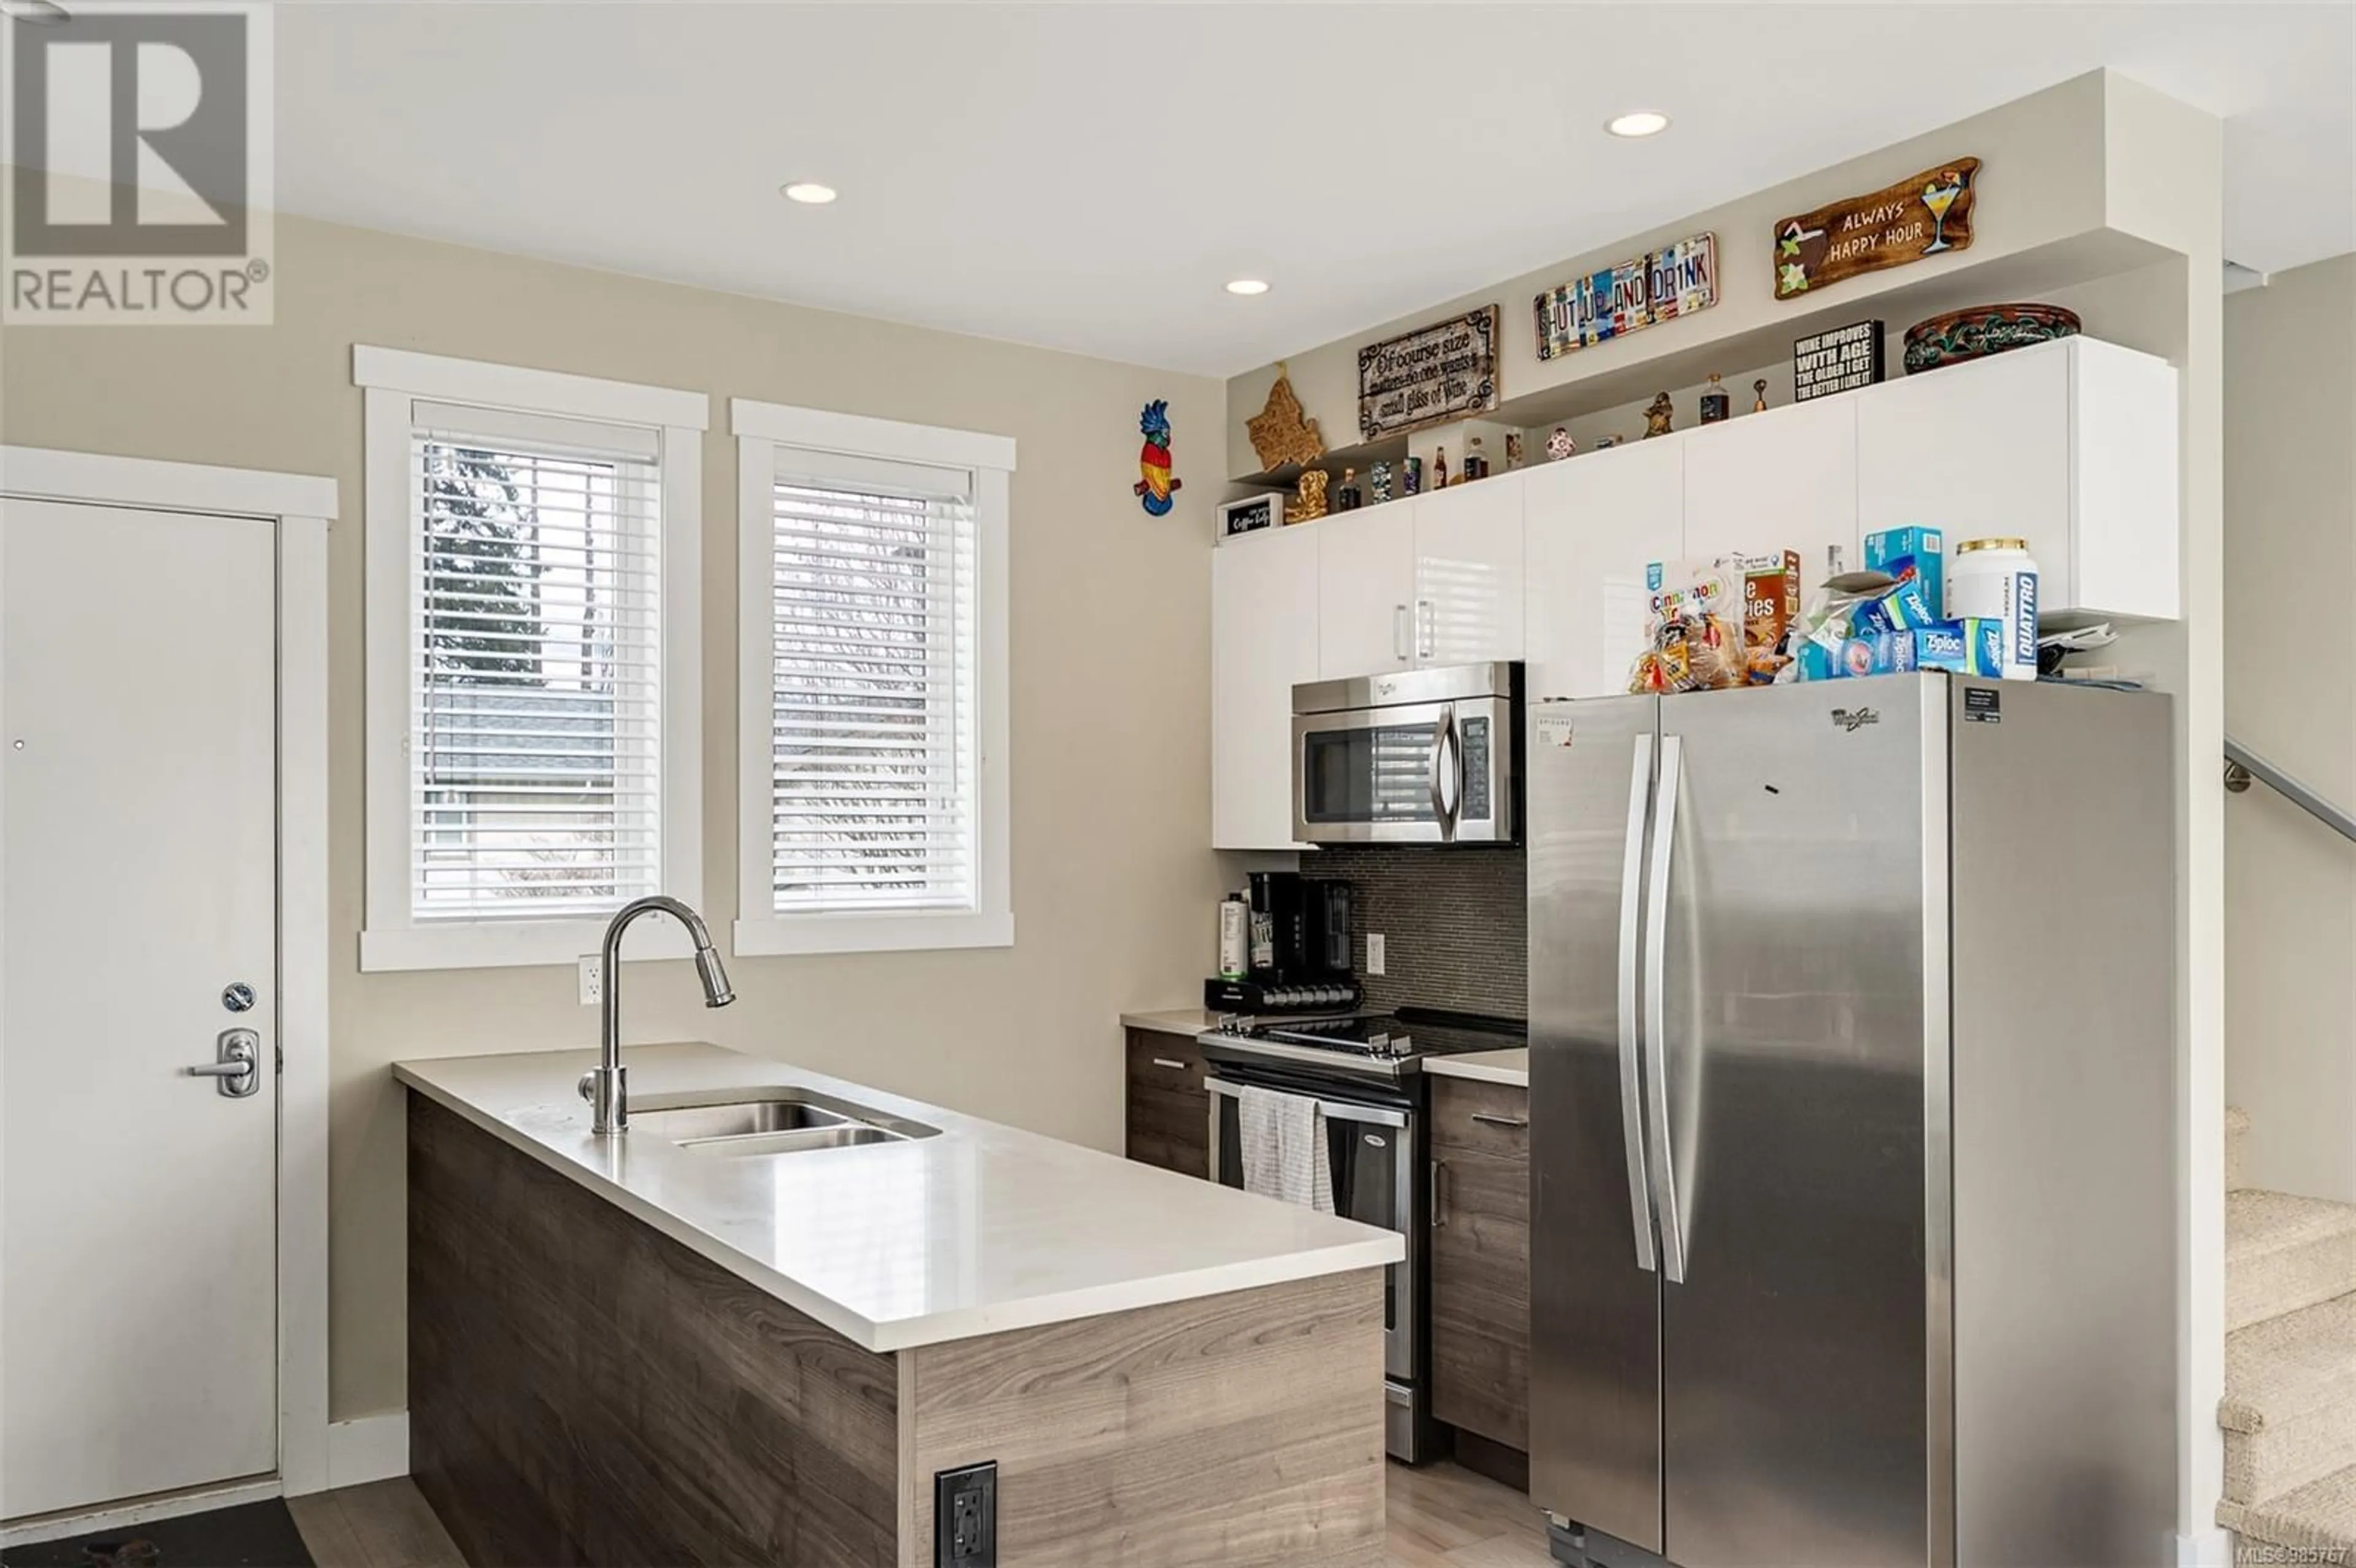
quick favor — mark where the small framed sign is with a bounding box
[1357,307,1501,442]
[1534,232,1718,361]
[1793,320,1885,402]
[1218,491,1284,539]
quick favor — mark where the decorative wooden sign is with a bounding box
[1357,306,1500,441]
[1793,320,1885,402]
[1534,233,1718,361]
[1773,158,1980,299]
[1245,363,1326,472]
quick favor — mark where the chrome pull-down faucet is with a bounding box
[578,896,735,1134]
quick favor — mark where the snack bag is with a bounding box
[1630,559,1748,694]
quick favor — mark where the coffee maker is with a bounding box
[1205,871,1359,1013]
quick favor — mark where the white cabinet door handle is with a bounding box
[1392,604,1410,662]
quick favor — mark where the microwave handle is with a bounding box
[1427,702,1459,841]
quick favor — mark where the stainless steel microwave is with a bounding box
[1291,663,1520,845]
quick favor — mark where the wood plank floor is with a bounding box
[288,1459,1549,1567]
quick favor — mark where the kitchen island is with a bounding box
[394,1042,1401,1567]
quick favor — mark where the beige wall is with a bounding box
[2223,253,2356,1203]
[0,216,1229,1419]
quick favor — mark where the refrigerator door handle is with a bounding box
[1617,734,1658,1274]
[1645,733,1688,1284]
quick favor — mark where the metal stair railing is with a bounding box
[2223,737,2356,844]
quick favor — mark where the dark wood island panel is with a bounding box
[409,1096,900,1566]
[408,1091,1388,1567]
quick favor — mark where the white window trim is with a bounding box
[731,396,1014,957]
[356,348,709,972]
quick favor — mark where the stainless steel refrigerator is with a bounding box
[1528,674,2176,1568]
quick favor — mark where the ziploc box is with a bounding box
[1848,578,1939,636]
[1865,526,1946,617]
[1832,620,2006,678]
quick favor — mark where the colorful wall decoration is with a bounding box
[1133,399,1180,516]
[1533,232,1719,361]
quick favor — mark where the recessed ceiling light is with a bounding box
[1,0,73,22]
[1225,279,1270,297]
[1606,112,1671,139]
[779,182,837,206]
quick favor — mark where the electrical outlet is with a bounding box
[1366,933,1386,975]
[578,954,602,1007]
[934,1461,996,1567]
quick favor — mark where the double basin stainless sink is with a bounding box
[630,1089,939,1158]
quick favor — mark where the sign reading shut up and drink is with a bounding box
[1357,306,1500,441]
[1773,158,1981,300]
[1533,233,1718,362]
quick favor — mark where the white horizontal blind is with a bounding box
[767,457,977,914]
[409,405,663,921]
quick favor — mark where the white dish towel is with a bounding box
[1238,1085,1334,1215]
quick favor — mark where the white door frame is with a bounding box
[0,446,334,1524]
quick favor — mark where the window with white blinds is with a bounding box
[409,404,664,921]
[733,398,1013,956]
[358,347,707,972]
[764,458,977,915]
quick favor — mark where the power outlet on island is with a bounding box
[934,1460,996,1567]
[578,954,603,1007]
[1366,933,1386,976]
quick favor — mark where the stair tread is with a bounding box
[2222,1291,2356,1431]
[2220,1461,2356,1553]
[2230,1189,2356,1259]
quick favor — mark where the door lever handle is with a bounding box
[188,1028,260,1098]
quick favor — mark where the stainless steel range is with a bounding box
[1197,1007,1526,1462]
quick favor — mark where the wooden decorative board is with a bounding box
[1773,158,1981,300]
[1534,233,1718,361]
[1358,306,1500,441]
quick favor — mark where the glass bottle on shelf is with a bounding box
[1433,449,1450,489]
[1700,373,1731,425]
[1463,437,1490,482]
[1334,467,1363,512]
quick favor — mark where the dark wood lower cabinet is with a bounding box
[1428,1075,1531,1458]
[1123,1027,1209,1178]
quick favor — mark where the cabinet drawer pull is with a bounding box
[1431,1158,1447,1227]
[1469,1112,1528,1130]
[1152,1057,1187,1072]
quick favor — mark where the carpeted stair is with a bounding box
[2215,1108,2356,1556]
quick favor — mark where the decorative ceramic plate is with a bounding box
[1901,303,2082,375]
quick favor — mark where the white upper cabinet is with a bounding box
[1315,502,1416,678]
[1683,395,1861,590]
[1855,336,2178,620]
[1212,525,1319,850]
[1411,480,1525,666]
[1524,440,1684,701]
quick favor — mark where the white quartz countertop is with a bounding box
[393,1042,1401,1354]
[1423,1048,1530,1088]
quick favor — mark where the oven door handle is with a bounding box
[1204,1077,1411,1129]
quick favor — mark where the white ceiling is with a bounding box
[272,2,2356,377]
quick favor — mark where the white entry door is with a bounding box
[2,499,280,1521]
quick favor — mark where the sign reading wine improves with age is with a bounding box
[1357,307,1500,441]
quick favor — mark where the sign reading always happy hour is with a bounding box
[1357,306,1501,441]
[1773,158,1981,299]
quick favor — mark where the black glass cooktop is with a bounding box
[1254,1007,1525,1061]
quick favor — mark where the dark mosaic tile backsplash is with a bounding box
[1304,845,1526,1020]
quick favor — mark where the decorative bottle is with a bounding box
[1700,374,1731,425]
